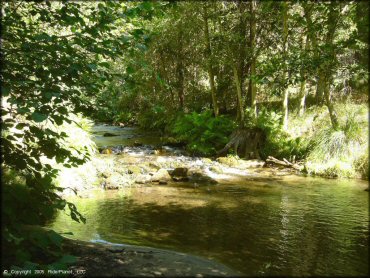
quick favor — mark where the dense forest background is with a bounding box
[1,1,368,271]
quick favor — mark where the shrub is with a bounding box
[172,110,236,156]
[244,108,308,160]
[137,105,176,133]
[305,103,368,178]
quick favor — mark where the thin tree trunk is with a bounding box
[203,6,219,117]
[248,0,257,117]
[322,3,341,130]
[315,73,325,106]
[299,80,306,116]
[323,76,339,129]
[299,35,309,116]
[233,66,244,125]
[303,3,324,106]
[282,2,289,130]
[177,30,185,110]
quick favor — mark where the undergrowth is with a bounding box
[291,102,368,178]
[171,110,236,156]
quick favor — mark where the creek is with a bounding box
[47,124,369,276]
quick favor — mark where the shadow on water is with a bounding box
[91,125,162,148]
[49,178,369,276]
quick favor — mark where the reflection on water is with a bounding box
[48,176,368,276]
[91,125,162,147]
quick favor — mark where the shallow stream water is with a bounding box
[48,125,369,276]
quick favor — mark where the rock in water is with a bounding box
[103,132,118,137]
[135,174,152,184]
[133,141,143,147]
[151,169,172,182]
[101,148,113,154]
[127,165,142,175]
[170,167,189,181]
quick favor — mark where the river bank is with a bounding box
[62,237,241,277]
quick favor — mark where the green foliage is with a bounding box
[304,103,368,178]
[2,170,79,269]
[244,108,308,160]
[137,105,175,132]
[1,1,152,269]
[172,110,236,156]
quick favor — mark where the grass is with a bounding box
[287,101,368,179]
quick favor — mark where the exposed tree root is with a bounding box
[218,127,265,159]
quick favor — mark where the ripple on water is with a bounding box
[48,125,369,276]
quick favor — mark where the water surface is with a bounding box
[49,125,369,276]
[49,176,368,276]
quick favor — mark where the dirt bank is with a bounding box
[63,238,242,277]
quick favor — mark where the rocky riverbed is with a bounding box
[59,143,298,198]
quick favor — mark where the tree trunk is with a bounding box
[203,6,219,117]
[322,3,341,130]
[299,35,309,116]
[247,0,257,117]
[176,30,185,110]
[233,66,244,125]
[315,73,325,106]
[282,2,289,130]
[237,2,248,103]
[303,3,324,107]
[299,80,306,116]
[323,77,339,130]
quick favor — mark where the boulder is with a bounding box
[151,169,172,182]
[133,140,143,147]
[217,157,265,169]
[169,167,189,181]
[135,174,152,184]
[189,172,217,184]
[216,156,240,167]
[149,162,161,170]
[201,158,213,164]
[101,148,113,154]
[209,165,223,174]
[111,145,124,154]
[127,165,142,175]
[105,172,130,189]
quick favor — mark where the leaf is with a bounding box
[99,62,110,68]
[32,112,48,122]
[2,85,10,96]
[88,64,97,70]
[15,123,27,129]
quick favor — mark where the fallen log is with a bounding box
[265,156,303,171]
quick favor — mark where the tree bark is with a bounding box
[203,6,219,117]
[233,66,245,125]
[322,3,341,130]
[299,35,309,116]
[323,77,339,130]
[247,0,257,117]
[282,2,289,130]
[176,29,185,110]
[303,3,324,106]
